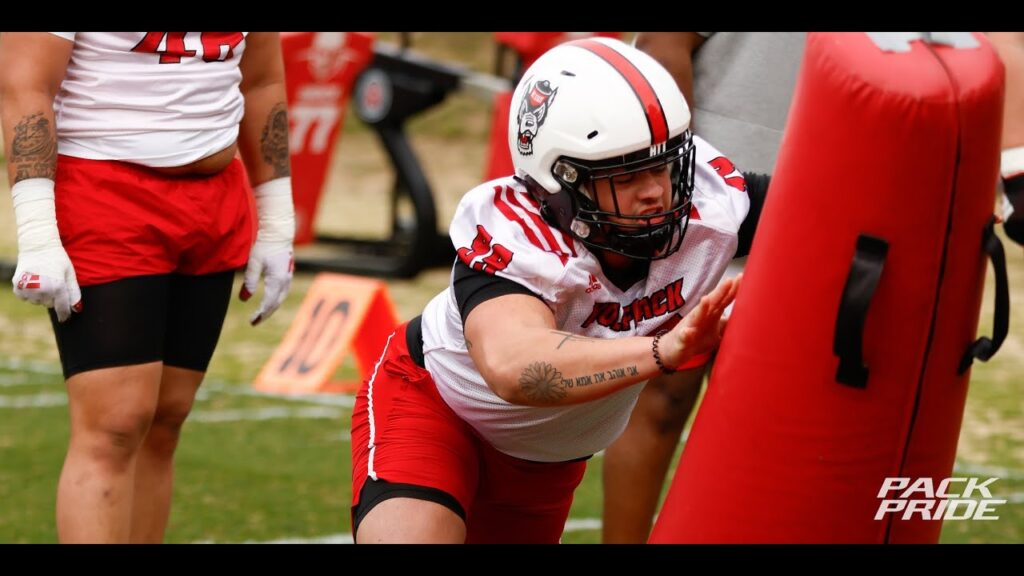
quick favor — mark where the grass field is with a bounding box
[0,32,1021,544]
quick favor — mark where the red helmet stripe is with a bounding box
[569,39,669,146]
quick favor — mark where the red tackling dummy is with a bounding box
[651,32,1006,544]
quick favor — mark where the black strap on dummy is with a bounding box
[958,216,1010,374]
[833,234,889,388]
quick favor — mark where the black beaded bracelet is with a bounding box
[652,330,676,375]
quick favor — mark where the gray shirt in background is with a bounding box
[691,32,805,174]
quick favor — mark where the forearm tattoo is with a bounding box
[579,365,640,387]
[552,330,594,349]
[519,362,568,403]
[11,113,57,183]
[260,102,291,178]
[518,360,640,404]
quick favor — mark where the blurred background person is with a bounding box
[989,32,1024,249]
[0,32,294,543]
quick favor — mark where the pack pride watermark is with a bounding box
[875,477,1006,521]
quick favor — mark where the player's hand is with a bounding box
[13,245,82,322]
[240,242,293,326]
[11,178,82,322]
[239,177,295,326]
[661,274,742,369]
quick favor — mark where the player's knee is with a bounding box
[154,388,195,427]
[145,407,192,454]
[644,378,702,434]
[80,409,155,466]
[148,391,195,446]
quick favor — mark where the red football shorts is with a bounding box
[351,322,588,543]
[54,154,255,286]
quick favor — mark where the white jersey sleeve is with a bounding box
[449,177,578,302]
[690,133,751,234]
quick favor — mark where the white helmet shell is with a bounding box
[508,37,691,195]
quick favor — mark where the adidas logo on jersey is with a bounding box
[581,277,686,332]
[585,274,602,293]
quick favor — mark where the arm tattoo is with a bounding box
[551,330,594,349]
[11,113,58,183]
[519,362,567,403]
[260,102,291,178]
[565,365,639,389]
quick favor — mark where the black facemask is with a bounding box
[532,131,696,261]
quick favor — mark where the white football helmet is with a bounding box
[509,37,696,260]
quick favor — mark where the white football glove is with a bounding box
[11,178,82,322]
[239,177,295,326]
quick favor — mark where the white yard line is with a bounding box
[189,406,344,423]
[0,394,351,425]
[0,357,63,375]
[953,461,1024,482]
[0,392,68,408]
[0,372,36,387]
[3,359,1022,483]
[200,379,355,408]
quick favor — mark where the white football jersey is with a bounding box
[50,32,247,167]
[421,134,750,462]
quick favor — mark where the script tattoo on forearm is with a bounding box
[563,365,640,389]
[519,361,568,403]
[551,330,594,349]
[260,102,291,178]
[518,359,641,402]
[11,113,57,183]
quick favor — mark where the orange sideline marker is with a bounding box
[255,273,399,394]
